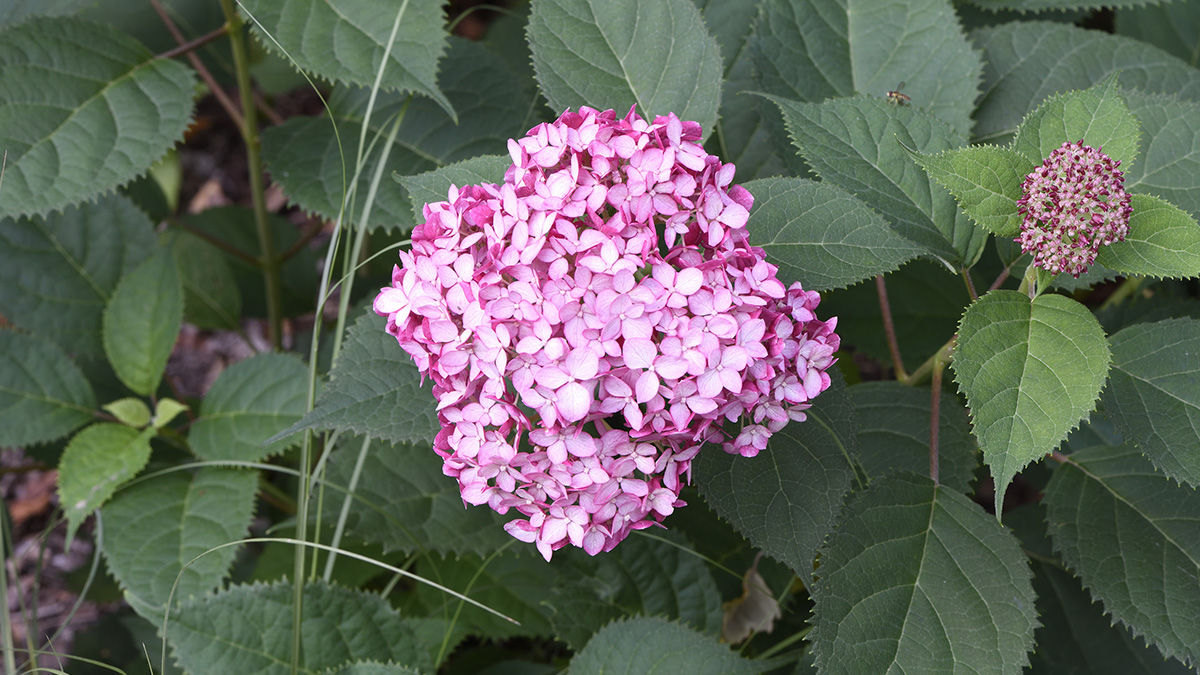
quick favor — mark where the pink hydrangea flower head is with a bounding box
[375,106,839,560]
[1015,139,1132,278]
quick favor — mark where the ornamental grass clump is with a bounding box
[375,106,839,560]
[1016,139,1132,278]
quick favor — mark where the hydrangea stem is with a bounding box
[876,274,908,380]
[930,350,946,485]
[220,0,283,351]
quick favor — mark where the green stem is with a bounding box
[1,503,16,675]
[876,274,908,380]
[220,0,283,350]
[901,336,955,386]
[1100,276,1143,310]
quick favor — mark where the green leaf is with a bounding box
[545,531,723,650]
[1012,74,1142,167]
[188,353,310,463]
[810,473,1038,675]
[1044,444,1200,667]
[1117,3,1200,67]
[1029,550,1194,674]
[284,312,439,445]
[239,0,453,119]
[952,291,1111,513]
[102,468,257,619]
[102,397,151,428]
[850,381,979,494]
[178,207,318,318]
[0,0,92,24]
[103,247,183,396]
[57,423,153,544]
[527,0,723,137]
[326,664,422,675]
[1097,193,1200,278]
[0,17,195,219]
[1124,94,1200,220]
[153,398,188,429]
[0,193,156,357]
[971,22,1200,143]
[911,144,1034,237]
[568,616,765,675]
[694,372,855,585]
[414,551,556,640]
[168,231,242,331]
[168,580,432,675]
[744,177,924,292]
[318,436,510,556]
[969,0,1157,12]
[397,155,512,223]
[771,94,985,267]
[0,330,95,447]
[748,0,983,136]
[263,37,538,234]
[1101,319,1200,486]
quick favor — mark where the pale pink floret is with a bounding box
[1016,140,1132,278]
[375,106,839,560]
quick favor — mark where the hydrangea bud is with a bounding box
[374,106,840,560]
[1015,140,1132,278]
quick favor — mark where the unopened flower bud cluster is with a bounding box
[1016,140,1132,277]
[375,106,839,560]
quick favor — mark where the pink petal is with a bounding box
[566,347,600,381]
[556,381,591,422]
[535,366,570,389]
[622,338,657,370]
[635,371,660,404]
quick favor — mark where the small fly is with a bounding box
[885,82,911,106]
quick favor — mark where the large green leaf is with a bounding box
[1124,94,1200,219]
[772,94,985,267]
[850,381,979,494]
[284,312,439,444]
[569,616,765,675]
[397,155,512,223]
[748,0,982,136]
[326,664,422,675]
[0,330,95,447]
[1097,193,1200,279]
[57,423,153,544]
[694,372,855,585]
[102,247,183,397]
[1101,319,1200,487]
[969,0,1158,12]
[318,437,511,556]
[168,580,432,675]
[239,0,453,118]
[1011,74,1141,167]
[102,468,257,619]
[971,22,1200,143]
[168,232,242,331]
[0,17,195,219]
[544,531,723,650]
[414,551,556,640]
[188,353,310,462]
[1117,3,1200,67]
[952,291,1111,513]
[910,144,1034,238]
[744,177,924,292]
[263,37,538,234]
[0,194,156,357]
[1044,444,1200,667]
[810,473,1037,674]
[527,0,723,136]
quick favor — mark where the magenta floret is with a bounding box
[374,106,839,560]
[1016,139,1132,278]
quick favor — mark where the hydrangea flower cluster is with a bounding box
[375,106,839,560]
[1016,139,1132,277]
